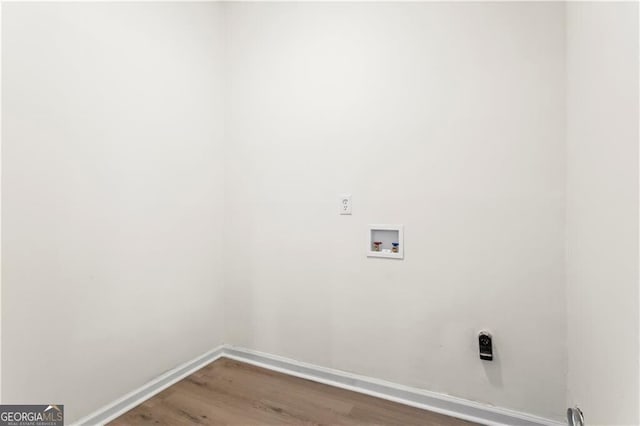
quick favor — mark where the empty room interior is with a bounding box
[1,1,639,426]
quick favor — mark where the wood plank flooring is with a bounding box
[108,358,477,426]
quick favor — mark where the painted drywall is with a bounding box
[1,2,226,421]
[224,2,567,421]
[4,2,638,424]
[566,2,640,425]
[0,1,3,405]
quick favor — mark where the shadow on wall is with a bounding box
[482,346,503,388]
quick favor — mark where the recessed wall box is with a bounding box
[367,225,404,259]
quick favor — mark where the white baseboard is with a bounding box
[74,344,564,426]
[72,345,227,426]
[223,346,564,426]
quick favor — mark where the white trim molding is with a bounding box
[223,346,564,426]
[73,345,227,426]
[74,345,564,426]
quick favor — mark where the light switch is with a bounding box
[339,194,352,215]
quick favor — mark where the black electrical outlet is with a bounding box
[479,331,493,361]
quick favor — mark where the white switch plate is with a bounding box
[339,194,352,215]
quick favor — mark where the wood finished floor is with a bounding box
[109,358,477,426]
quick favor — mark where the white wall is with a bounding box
[1,3,226,422]
[566,2,640,425]
[0,1,3,405]
[4,3,638,424]
[224,2,567,421]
